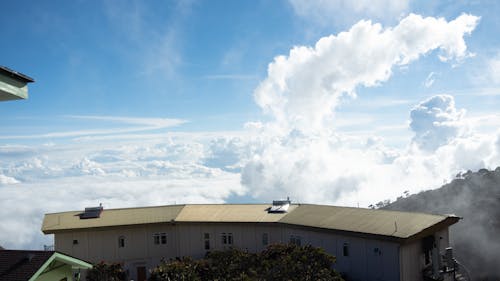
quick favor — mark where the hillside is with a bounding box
[384,167,500,281]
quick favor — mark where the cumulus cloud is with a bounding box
[409,95,467,151]
[254,13,478,134]
[289,0,409,26]
[244,14,480,204]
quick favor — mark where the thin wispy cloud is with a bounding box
[202,74,258,80]
[424,72,438,88]
[289,0,409,27]
[0,116,187,140]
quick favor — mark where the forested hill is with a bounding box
[384,167,500,281]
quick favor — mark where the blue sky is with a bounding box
[1,0,500,249]
[2,0,497,134]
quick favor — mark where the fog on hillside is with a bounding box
[384,167,500,281]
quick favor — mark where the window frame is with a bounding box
[118,236,125,248]
[221,232,234,246]
[342,242,349,257]
[153,233,167,245]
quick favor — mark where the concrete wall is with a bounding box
[54,223,418,281]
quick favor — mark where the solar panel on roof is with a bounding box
[79,206,103,219]
[268,200,291,213]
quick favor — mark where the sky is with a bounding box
[1,0,500,249]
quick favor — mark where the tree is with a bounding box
[258,244,342,281]
[86,261,127,281]
[149,257,201,281]
[149,244,343,281]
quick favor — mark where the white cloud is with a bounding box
[0,115,186,140]
[254,13,479,134]
[0,134,246,249]
[424,72,438,88]
[0,174,19,185]
[243,14,480,206]
[409,95,467,151]
[486,53,500,84]
[289,0,409,26]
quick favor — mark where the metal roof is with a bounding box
[42,205,184,233]
[0,66,35,83]
[278,204,458,239]
[42,203,459,241]
[175,204,296,222]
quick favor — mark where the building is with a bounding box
[42,202,460,281]
[0,65,35,101]
[0,249,92,281]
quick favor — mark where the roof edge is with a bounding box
[28,252,92,281]
[0,66,35,83]
[405,215,461,243]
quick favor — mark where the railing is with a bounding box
[43,244,54,251]
[454,260,471,281]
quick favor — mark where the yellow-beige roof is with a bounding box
[175,204,296,222]
[42,205,184,233]
[42,203,459,241]
[278,204,458,239]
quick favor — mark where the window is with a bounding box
[221,233,233,245]
[72,239,79,245]
[153,233,167,245]
[118,236,125,248]
[289,235,302,246]
[204,233,210,250]
[262,233,269,246]
[343,243,349,257]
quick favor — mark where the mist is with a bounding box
[385,167,500,280]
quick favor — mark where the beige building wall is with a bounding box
[399,226,452,281]
[54,222,427,281]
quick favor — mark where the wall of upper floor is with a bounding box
[55,222,449,281]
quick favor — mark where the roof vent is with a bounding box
[268,198,291,213]
[79,204,103,219]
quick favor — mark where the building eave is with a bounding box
[0,66,35,83]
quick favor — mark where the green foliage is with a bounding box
[259,244,339,281]
[86,261,127,281]
[149,257,201,281]
[149,244,343,281]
